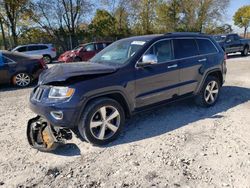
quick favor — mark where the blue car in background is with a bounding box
[0,51,47,87]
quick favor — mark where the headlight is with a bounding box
[48,87,75,99]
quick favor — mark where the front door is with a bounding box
[80,43,96,61]
[135,39,179,108]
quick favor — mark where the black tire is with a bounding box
[241,46,249,56]
[195,76,221,107]
[43,55,52,64]
[78,98,125,145]
[13,73,32,87]
[74,57,82,62]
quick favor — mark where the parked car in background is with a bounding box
[0,51,47,87]
[58,41,112,63]
[213,34,250,56]
[12,44,57,64]
[27,33,227,151]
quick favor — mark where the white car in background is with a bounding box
[12,44,57,64]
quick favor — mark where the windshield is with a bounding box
[90,39,146,65]
[213,35,226,42]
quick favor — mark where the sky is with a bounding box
[225,0,250,33]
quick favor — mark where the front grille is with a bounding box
[32,87,45,102]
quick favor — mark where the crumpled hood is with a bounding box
[39,62,117,84]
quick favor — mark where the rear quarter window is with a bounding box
[197,39,218,54]
[173,39,198,59]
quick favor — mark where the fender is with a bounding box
[195,68,223,94]
[75,87,134,125]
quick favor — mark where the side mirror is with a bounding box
[137,54,158,67]
[226,39,231,43]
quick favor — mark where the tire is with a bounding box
[241,46,249,56]
[195,76,221,107]
[13,73,32,87]
[78,98,125,146]
[74,57,82,62]
[43,55,52,64]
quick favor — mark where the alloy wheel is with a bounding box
[15,73,31,87]
[90,106,121,140]
[204,81,219,104]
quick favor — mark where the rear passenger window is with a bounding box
[197,39,218,54]
[28,46,40,51]
[96,43,104,50]
[173,39,198,59]
[39,45,48,50]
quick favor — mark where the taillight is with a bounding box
[52,48,56,52]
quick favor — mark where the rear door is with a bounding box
[173,38,201,95]
[224,35,236,53]
[135,39,180,108]
[233,34,244,52]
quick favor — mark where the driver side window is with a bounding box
[145,40,173,63]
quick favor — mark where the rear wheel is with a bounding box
[78,98,125,145]
[13,73,31,87]
[195,76,221,107]
[43,55,52,64]
[241,46,249,56]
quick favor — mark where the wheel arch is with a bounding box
[196,69,223,94]
[81,91,132,120]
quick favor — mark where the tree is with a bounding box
[155,0,182,32]
[88,9,116,40]
[179,0,230,32]
[30,0,92,50]
[0,0,30,46]
[0,16,7,49]
[234,5,250,38]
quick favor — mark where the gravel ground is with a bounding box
[0,54,250,188]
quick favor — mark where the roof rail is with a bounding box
[164,32,205,35]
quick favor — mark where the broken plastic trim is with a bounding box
[27,116,72,152]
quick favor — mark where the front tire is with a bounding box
[78,98,125,145]
[195,76,221,107]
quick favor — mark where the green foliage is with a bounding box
[88,9,116,40]
[233,5,250,37]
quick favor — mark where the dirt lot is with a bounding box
[0,55,250,188]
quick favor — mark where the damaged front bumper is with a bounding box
[27,116,73,152]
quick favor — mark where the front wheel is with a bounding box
[78,98,125,145]
[195,76,221,107]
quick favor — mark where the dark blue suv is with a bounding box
[27,33,227,151]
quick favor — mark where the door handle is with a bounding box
[198,58,207,62]
[167,64,178,69]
